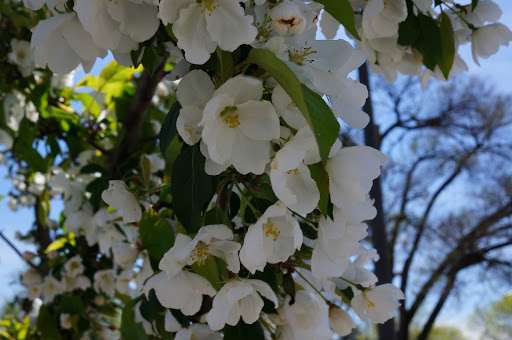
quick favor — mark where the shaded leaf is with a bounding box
[438,11,455,80]
[171,145,218,233]
[308,162,330,218]
[139,210,175,262]
[160,102,181,157]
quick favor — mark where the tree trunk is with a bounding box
[358,62,395,340]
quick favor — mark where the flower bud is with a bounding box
[47,250,58,260]
[22,251,36,261]
[329,305,356,336]
[94,295,105,306]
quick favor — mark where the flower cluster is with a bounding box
[0,0,508,339]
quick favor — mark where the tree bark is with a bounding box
[358,62,395,340]
[107,61,167,177]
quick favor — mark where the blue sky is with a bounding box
[1,2,511,334]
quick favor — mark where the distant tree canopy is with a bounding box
[472,294,512,340]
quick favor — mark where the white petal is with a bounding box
[205,0,258,51]
[237,101,280,141]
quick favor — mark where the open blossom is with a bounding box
[311,207,368,279]
[326,146,388,223]
[159,0,257,64]
[351,284,405,324]
[176,70,215,146]
[240,201,302,274]
[31,12,106,74]
[7,39,35,77]
[42,275,64,302]
[145,271,216,316]
[64,256,85,278]
[165,311,222,340]
[472,23,512,66]
[277,290,333,340]
[200,75,280,175]
[101,180,142,223]
[93,269,116,296]
[159,224,241,277]
[206,279,278,330]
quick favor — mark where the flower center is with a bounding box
[256,13,273,39]
[286,168,300,176]
[221,106,240,129]
[200,0,218,13]
[190,241,211,266]
[263,220,280,241]
[17,51,25,59]
[289,46,317,65]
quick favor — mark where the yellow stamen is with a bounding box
[200,0,218,13]
[221,106,240,129]
[190,241,211,266]
[263,220,280,241]
[286,168,300,175]
[289,46,317,65]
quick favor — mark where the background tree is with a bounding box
[356,74,512,340]
[471,293,512,340]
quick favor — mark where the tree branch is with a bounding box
[0,231,38,270]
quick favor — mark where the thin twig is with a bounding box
[0,231,38,270]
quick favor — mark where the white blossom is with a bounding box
[206,279,278,330]
[101,180,142,223]
[351,284,405,324]
[240,201,302,274]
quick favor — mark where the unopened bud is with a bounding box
[47,251,58,260]
[94,295,105,306]
[22,251,36,261]
[329,305,356,336]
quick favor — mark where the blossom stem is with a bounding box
[294,269,330,304]
[235,181,260,218]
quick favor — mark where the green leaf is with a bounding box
[414,14,442,71]
[315,0,360,40]
[398,14,420,46]
[139,290,159,323]
[139,210,175,262]
[80,164,107,175]
[37,305,62,340]
[438,12,455,80]
[121,298,149,340]
[191,257,222,291]
[224,321,265,340]
[472,0,479,11]
[171,145,218,233]
[307,162,330,218]
[217,48,234,84]
[45,237,66,253]
[60,295,85,315]
[160,102,181,157]
[14,139,47,173]
[141,45,164,77]
[204,207,230,227]
[247,49,339,164]
[299,222,317,240]
[85,177,109,209]
[37,188,50,228]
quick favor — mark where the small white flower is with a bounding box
[206,279,278,331]
[42,275,64,302]
[326,146,388,223]
[160,0,258,64]
[240,201,302,274]
[176,70,215,146]
[60,313,73,330]
[112,242,139,266]
[144,271,217,316]
[31,13,107,74]
[270,0,307,36]
[472,23,512,66]
[159,224,240,277]
[329,305,355,336]
[351,284,404,324]
[93,269,116,296]
[277,290,332,340]
[200,75,280,175]
[7,39,35,77]
[311,207,368,279]
[101,180,142,223]
[64,256,85,278]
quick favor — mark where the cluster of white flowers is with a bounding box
[5,0,508,338]
[343,0,512,87]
